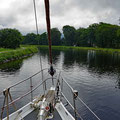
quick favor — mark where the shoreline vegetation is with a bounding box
[22,23,120,49]
[0,45,120,64]
[0,22,120,64]
[0,46,38,64]
[40,45,120,53]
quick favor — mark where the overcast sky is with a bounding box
[0,0,120,34]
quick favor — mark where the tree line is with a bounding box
[0,22,120,49]
[22,28,61,46]
[22,22,120,48]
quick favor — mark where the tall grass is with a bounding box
[0,46,38,64]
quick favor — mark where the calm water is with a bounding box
[0,48,120,120]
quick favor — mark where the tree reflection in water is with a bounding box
[39,48,120,89]
[1,48,120,88]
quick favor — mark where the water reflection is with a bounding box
[38,48,120,89]
[63,49,88,68]
[1,49,120,87]
[39,49,120,74]
[0,48,120,120]
[39,48,61,65]
[87,50,120,74]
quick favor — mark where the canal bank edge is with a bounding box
[0,46,38,64]
[40,45,120,53]
[1,45,120,64]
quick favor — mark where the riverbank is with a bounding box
[40,45,120,53]
[1,45,120,64]
[0,46,38,64]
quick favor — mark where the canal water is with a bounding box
[0,48,120,120]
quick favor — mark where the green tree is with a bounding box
[0,28,22,49]
[116,28,120,48]
[87,23,99,47]
[39,32,48,45]
[51,28,61,45]
[23,33,37,45]
[63,25,76,46]
[75,28,89,46]
[95,23,119,48]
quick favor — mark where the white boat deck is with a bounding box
[24,109,62,120]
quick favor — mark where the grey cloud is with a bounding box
[67,0,120,13]
[51,0,65,17]
[0,14,17,26]
[0,0,120,34]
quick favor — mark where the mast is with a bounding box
[44,0,55,80]
[44,0,52,65]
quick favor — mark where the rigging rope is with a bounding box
[44,0,52,65]
[32,0,46,93]
[32,0,39,35]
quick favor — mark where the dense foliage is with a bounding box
[75,23,120,48]
[51,28,61,45]
[22,28,61,46]
[95,23,120,48]
[63,25,76,46]
[1,22,120,49]
[22,33,37,45]
[22,23,120,48]
[0,28,23,49]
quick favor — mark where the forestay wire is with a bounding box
[32,0,39,35]
[32,0,46,93]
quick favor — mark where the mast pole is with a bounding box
[44,0,52,65]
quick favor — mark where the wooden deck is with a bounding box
[44,90,55,103]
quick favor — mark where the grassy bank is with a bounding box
[0,46,38,64]
[39,45,120,53]
[1,45,120,64]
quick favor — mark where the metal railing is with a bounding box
[0,69,101,120]
[0,68,57,119]
[60,76,101,120]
